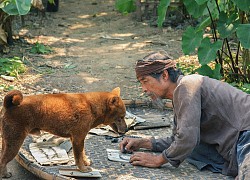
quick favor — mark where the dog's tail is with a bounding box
[3,90,23,109]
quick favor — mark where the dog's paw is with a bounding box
[83,158,92,166]
[79,166,92,173]
[2,172,12,178]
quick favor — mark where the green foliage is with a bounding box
[195,64,221,80]
[0,84,15,91]
[30,42,53,54]
[183,0,207,18]
[217,12,240,39]
[237,24,250,49]
[231,0,250,12]
[157,0,170,27]
[181,0,250,82]
[115,0,170,27]
[182,27,203,54]
[48,0,55,4]
[198,38,223,65]
[0,0,32,15]
[115,0,136,14]
[0,57,26,77]
[230,82,250,94]
[241,83,250,94]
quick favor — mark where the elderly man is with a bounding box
[120,51,250,179]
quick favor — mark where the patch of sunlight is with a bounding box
[60,37,85,43]
[78,12,108,19]
[95,12,108,17]
[111,42,147,50]
[69,23,93,30]
[111,33,134,38]
[78,15,91,19]
[79,72,100,84]
[92,32,135,40]
[24,36,60,46]
[132,42,148,48]
[18,28,29,36]
[38,36,62,44]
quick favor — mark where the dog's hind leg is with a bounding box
[0,130,27,179]
[71,135,92,173]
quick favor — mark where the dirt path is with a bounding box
[1,0,183,102]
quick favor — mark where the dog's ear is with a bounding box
[109,96,120,107]
[111,87,120,96]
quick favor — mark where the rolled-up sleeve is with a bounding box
[151,134,175,152]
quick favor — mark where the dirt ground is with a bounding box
[0,0,185,103]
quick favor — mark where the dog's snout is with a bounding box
[117,124,127,135]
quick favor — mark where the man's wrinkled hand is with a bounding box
[119,137,153,153]
[130,152,167,167]
[119,137,141,153]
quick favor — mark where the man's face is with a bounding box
[138,75,166,100]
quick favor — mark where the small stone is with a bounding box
[52,89,60,94]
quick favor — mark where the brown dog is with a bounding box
[0,87,127,178]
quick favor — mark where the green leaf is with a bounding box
[231,83,250,94]
[157,0,171,27]
[183,0,207,18]
[195,64,221,79]
[196,65,213,77]
[115,0,136,14]
[182,26,203,55]
[231,0,250,12]
[198,37,223,65]
[195,0,209,5]
[202,0,218,17]
[6,85,15,90]
[2,0,31,15]
[197,17,211,31]
[242,83,250,94]
[213,63,222,80]
[48,0,54,4]
[237,24,250,49]
[217,12,240,39]
[0,57,26,77]
[30,42,53,54]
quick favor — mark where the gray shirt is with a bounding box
[151,74,250,176]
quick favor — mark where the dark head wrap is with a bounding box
[135,50,176,78]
